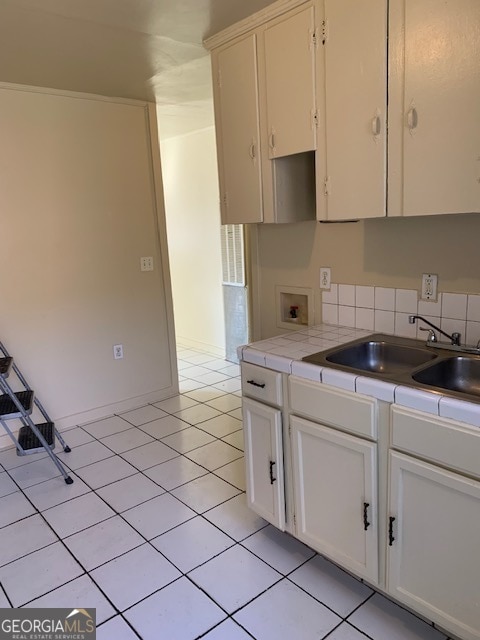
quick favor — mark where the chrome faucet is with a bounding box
[408,315,461,346]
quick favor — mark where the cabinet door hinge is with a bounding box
[324,176,331,196]
[221,192,228,209]
[321,19,328,45]
[311,30,317,47]
[217,69,222,88]
[313,111,319,128]
[293,513,297,527]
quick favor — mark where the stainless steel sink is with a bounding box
[412,356,480,398]
[324,341,437,374]
[302,333,480,404]
[303,334,437,377]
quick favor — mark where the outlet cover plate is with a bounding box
[320,267,331,290]
[421,273,438,301]
[113,344,124,360]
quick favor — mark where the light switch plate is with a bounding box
[141,257,154,272]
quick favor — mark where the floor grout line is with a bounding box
[0,346,450,640]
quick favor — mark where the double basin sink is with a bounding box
[303,333,480,403]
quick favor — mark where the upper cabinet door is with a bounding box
[389,0,480,216]
[321,0,387,220]
[213,34,263,224]
[263,6,317,159]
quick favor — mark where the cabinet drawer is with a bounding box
[391,405,480,480]
[241,362,283,407]
[289,376,377,439]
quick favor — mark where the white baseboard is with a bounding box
[0,384,179,451]
[176,336,225,358]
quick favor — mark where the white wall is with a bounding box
[250,214,480,339]
[161,126,225,355]
[0,85,177,447]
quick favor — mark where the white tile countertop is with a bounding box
[238,324,480,428]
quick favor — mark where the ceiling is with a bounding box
[0,0,277,138]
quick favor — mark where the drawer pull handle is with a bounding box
[269,460,276,484]
[363,502,370,530]
[388,516,396,546]
[247,379,266,389]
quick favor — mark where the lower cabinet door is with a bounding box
[242,397,285,530]
[291,415,378,582]
[388,452,480,640]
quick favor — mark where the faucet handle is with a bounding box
[419,327,437,343]
[451,332,461,346]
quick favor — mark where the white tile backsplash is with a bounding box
[355,308,374,331]
[322,283,338,305]
[374,287,395,311]
[395,289,418,314]
[374,310,395,334]
[322,284,479,345]
[338,284,356,306]
[338,305,355,328]
[467,294,480,322]
[440,318,466,344]
[442,293,468,320]
[414,315,438,341]
[322,303,338,325]
[418,294,442,318]
[466,321,480,347]
[355,286,374,309]
[394,312,417,339]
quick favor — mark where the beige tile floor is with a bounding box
[0,344,454,639]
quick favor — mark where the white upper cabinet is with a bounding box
[208,2,318,225]
[263,5,317,159]
[212,34,263,224]
[209,0,480,223]
[389,0,480,216]
[320,0,387,220]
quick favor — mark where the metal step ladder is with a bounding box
[0,341,73,484]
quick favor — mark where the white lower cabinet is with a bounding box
[291,415,378,583]
[242,396,285,530]
[240,364,480,639]
[388,451,480,640]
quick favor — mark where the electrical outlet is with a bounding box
[421,273,438,301]
[320,267,331,290]
[140,257,154,272]
[113,344,124,360]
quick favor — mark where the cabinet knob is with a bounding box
[249,141,256,160]
[371,114,381,138]
[407,107,418,132]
